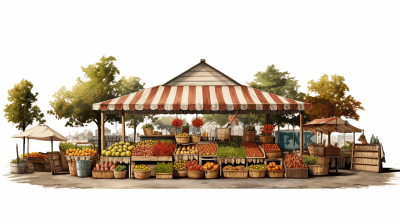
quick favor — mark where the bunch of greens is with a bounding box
[245,126,255,131]
[228,138,241,148]
[302,156,318,165]
[340,143,352,155]
[160,140,175,146]
[113,165,126,171]
[141,123,154,129]
[11,158,25,163]
[59,142,76,152]
[217,144,246,158]
[154,162,173,174]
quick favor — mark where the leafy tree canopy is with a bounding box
[4,79,46,131]
[305,74,364,121]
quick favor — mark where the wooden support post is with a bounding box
[50,136,54,175]
[320,132,323,145]
[265,114,269,124]
[101,111,105,153]
[16,144,19,163]
[344,133,346,147]
[248,112,251,127]
[278,125,280,146]
[27,137,29,157]
[293,125,295,151]
[122,110,125,142]
[328,132,331,145]
[353,132,355,145]
[300,111,304,157]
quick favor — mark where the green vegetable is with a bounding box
[11,158,25,163]
[340,143,352,155]
[113,165,126,171]
[141,123,154,129]
[59,142,96,152]
[217,144,246,158]
[302,156,318,165]
[154,162,173,174]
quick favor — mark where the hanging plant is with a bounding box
[191,118,204,129]
[263,124,274,135]
[172,118,183,128]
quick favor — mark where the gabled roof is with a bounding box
[162,59,242,86]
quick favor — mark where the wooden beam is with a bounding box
[101,111,105,153]
[122,110,125,142]
[278,125,280,147]
[50,137,54,175]
[300,111,304,157]
[328,132,331,145]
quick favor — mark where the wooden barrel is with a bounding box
[10,162,25,174]
[243,131,256,142]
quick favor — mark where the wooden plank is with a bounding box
[101,111,105,153]
[353,155,379,159]
[300,111,303,156]
[353,162,378,166]
[122,110,125,142]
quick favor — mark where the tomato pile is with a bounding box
[153,141,175,156]
[260,144,280,152]
[198,143,218,156]
[186,160,203,171]
[131,145,154,156]
[242,142,263,157]
[284,153,307,169]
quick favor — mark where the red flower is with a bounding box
[172,118,183,128]
[263,124,274,135]
[191,118,204,128]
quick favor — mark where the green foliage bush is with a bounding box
[303,156,318,165]
[154,162,173,174]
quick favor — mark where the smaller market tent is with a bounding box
[11,124,68,174]
[303,117,362,145]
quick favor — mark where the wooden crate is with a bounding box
[198,142,218,158]
[222,170,248,178]
[216,128,231,141]
[284,165,308,179]
[156,173,173,179]
[173,143,198,161]
[92,170,114,179]
[324,147,341,156]
[308,145,324,156]
[243,131,256,142]
[351,144,382,173]
[131,156,172,162]
[307,165,329,176]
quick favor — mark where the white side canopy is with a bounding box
[11,124,67,141]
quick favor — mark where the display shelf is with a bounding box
[351,144,382,173]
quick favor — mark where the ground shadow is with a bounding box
[382,168,400,173]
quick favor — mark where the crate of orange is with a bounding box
[266,161,284,178]
[198,143,218,157]
[259,144,282,159]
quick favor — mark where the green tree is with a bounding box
[202,114,231,127]
[247,64,307,127]
[153,116,187,133]
[115,76,145,96]
[48,56,122,151]
[305,74,364,121]
[4,79,46,155]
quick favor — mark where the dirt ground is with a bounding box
[4,167,400,189]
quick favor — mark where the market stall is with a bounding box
[92,59,312,179]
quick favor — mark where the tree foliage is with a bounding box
[247,64,307,127]
[153,116,187,132]
[4,79,46,131]
[126,114,158,142]
[305,74,364,121]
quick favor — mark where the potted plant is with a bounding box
[10,158,25,174]
[154,162,173,179]
[260,124,275,144]
[191,118,204,143]
[172,118,183,132]
[243,125,256,142]
[142,123,154,136]
[303,156,329,176]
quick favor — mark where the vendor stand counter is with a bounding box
[138,135,176,142]
[130,155,173,178]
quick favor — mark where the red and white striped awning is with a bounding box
[93,85,311,112]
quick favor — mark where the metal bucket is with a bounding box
[10,162,25,174]
[76,160,92,178]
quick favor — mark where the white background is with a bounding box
[0,1,399,223]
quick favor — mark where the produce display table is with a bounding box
[217,157,246,176]
[139,135,176,142]
[130,156,173,178]
[100,156,131,178]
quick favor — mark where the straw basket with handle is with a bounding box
[259,135,274,144]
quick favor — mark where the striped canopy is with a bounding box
[93,85,311,114]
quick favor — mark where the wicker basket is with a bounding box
[308,145,324,156]
[259,135,274,144]
[134,170,151,179]
[143,128,154,136]
[324,147,340,156]
[265,150,283,159]
[317,157,330,166]
[173,169,188,177]
[188,170,204,179]
[175,136,190,144]
[205,169,219,179]
[92,170,114,179]
[156,173,173,179]
[243,131,256,142]
[191,135,201,143]
[68,160,77,176]
[266,170,284,178]
[285,166,308,179]
[114,170,127,179]
[223,170,248,178]
[249,170,267,178]
[307,165,329,176]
